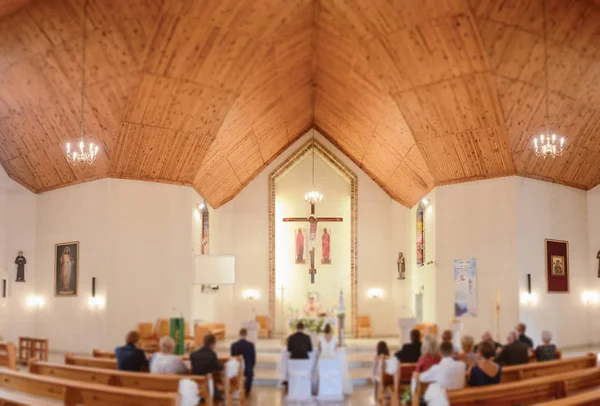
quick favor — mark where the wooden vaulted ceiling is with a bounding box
[0,0,598,208]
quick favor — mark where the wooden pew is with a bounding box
[377,356,415,406]
[30,360,212,406]
[0,389,59,405]
[0,369,178,406]
[92,349,115,359]
[65,353,117,370]
[447,368,600,406]
[537,388,600,406]
[409,354,597,405]
[0,342,17,371]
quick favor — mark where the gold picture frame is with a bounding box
[54,241,79,297]
[545,239,569,293]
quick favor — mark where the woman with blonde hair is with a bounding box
[455,335,477,367]
[415,334,441,372]
[150,336,188,374]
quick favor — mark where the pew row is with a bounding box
[0,342,17,371]
[29,360,212,406]
[409,353,597,404]
[537,388,600,406]
[0,369,178,406]
[447,367,600,405]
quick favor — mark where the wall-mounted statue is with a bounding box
[15,250,26,282]
[397,252,406,280]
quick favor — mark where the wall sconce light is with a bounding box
[581,291,599,305]
[2,279,6,298]
[88,296,106,309]
[27,295,44,308]
[367,288,383,299]
[527,274,532,294]
[243,289,259,301]
[421,197,430,206]
[520,291,538,305]
[197,201,206,211]
[92,277,96,297]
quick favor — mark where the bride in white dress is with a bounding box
[319,324,338,358]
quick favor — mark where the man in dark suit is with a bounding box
[495,331,529,366]
[395,329,421,363]
[231,328,256,395]
[516,323,534,348]
[287,322,312,359]
[474,331,503,354]
[191,334,223,401]
[115,331,149,372]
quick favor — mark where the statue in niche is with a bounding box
[15,250,26,282]
[397,252,406,280]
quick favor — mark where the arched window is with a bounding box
[416,202,425,267]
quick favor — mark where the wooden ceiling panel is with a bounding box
[1,0,598,206]
[0,0,32,19]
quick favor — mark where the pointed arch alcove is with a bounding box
[268,138,358,336]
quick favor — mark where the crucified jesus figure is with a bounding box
[283,202,342,283]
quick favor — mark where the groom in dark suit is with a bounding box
[287,322,312,359]
[231,328,256,395]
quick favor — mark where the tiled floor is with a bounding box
[246,386,375,406]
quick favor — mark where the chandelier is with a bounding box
[305,130,323,204]
[65,0,99,165]
[532,0,565,159]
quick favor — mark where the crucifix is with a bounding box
[283,201,342,283]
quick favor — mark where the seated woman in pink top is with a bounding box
[415,334,441,372]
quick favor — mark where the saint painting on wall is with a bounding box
[295,228,306,264]
[321,228,331,264]
[55,242,79,296]
[546,239,569,293]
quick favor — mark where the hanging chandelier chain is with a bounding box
[79,0,88,140]
[312,130,315,189]
[304,129,323,204]
[543,0,549,135]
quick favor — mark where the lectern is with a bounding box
[397,317,418,346]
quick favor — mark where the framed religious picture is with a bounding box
[294,228,306,264]
[545,239,569,293]
[321,227,331,264]
[55,242,79,296]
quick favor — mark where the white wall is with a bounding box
[435,177,520,342]
[517,178,592,348]
[0,167,37,342]
[33,179,200,352]
[209,131,411,336]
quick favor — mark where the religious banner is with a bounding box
[454,258,477,317]
[55,241,79,296]
[169,317,185,355]
[294,228,306,264]
[546,239,569,292]
[321,228,331,264]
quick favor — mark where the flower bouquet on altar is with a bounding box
[288,317,326,334]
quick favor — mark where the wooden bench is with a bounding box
[195,323,226,344]
[0,342,17,370]
[537,388,600,405]
[30,360,212,406]
[447,368,600,406]
[376,356,415,405]
[17,337,47,364]
[407,354,597,406]
[0,388,60,405]
[0,369,178,406]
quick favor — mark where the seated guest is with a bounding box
[231,328,256,395]
[474,331,502,354]
[455,335,477,368]
[287,322,312,359]
[395,329,421,363]
[418,341,466,390]
[150,336,188,374]
[495,331,529,366]
[468,341,502,387]
[115,331,149,372]
[516,323,534,348]
[191,334,224,401]
[416,334,441,373]
[441,329,459,354]
[534,330,558,362]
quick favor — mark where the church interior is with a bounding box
[0,0,599,404]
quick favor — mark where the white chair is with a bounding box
[317,358,343,401]
[287,359,313,401]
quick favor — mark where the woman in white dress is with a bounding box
[318,324,337,358]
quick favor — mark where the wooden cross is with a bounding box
[283,202,343,283]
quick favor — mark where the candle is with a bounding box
[560,137,564,147]
[552,133,556,142]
